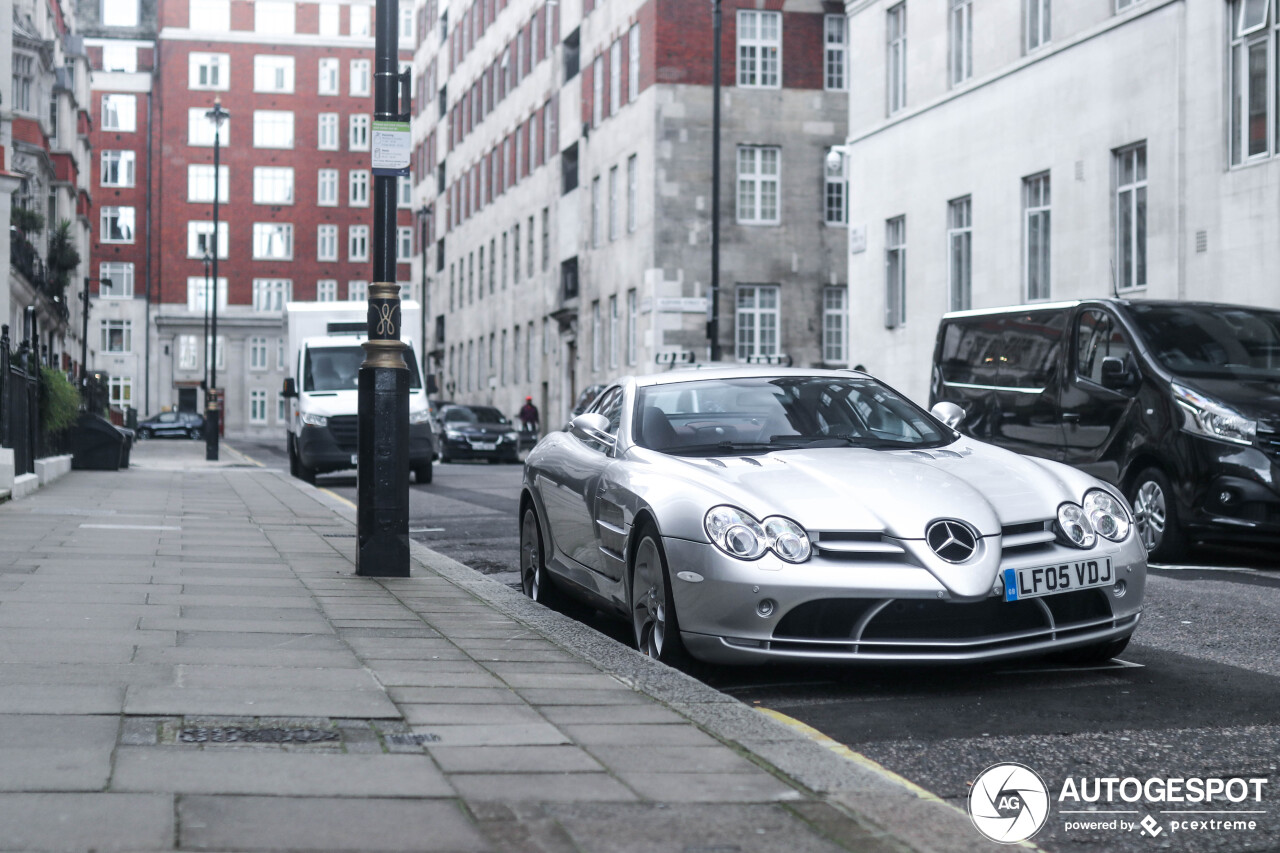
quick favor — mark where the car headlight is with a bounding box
[1083,488,1131,542]
[504,431,520,442]
[704,506,810,563]
[445,429,464,440]
[1056,502,1096,549]
[410,409,432,425]
[299,412,328,427]
[1173,382,1255,446]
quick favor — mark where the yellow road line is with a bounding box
[320,488,357,510]
[222,444,264,467]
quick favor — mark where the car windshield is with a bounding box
[633,376,952,455]
[304,345,422,391]
[445,406,508,425]
[1126,304,1280,380]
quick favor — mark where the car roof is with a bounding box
[623,365,869,389]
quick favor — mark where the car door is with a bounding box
[990,309,1067,460]
[1059,308,1140,484]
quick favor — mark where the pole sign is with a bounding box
[371,120,411,176]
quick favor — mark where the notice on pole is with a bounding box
[372,120,411,176]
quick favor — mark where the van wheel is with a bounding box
[413,461,433,484]
[287,437,300,477]
[1129,467,1185,562]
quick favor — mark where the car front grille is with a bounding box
[329,415,358,451]
[1254,424,1280,462]
[811,519,1058,564]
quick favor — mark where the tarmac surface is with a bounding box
[0,439,1017,853]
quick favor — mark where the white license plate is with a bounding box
[1003,557,1113,602]
[350,454,359,465]
[472,442,497,451]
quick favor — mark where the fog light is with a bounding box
[756,599,776,618]
[1218,489,1237,506]
[1113,580,1127,598]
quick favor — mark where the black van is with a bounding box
[929,299,1280,561]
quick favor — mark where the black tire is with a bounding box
[296,448,317,485]
[138,428,152,440]
[287,436,300,478]
[188,428,202,440]
[413,460,433,484]
[1128,467,1186,562]
[439,445,451,464]
[488,456,502,465]
[519,505,560,605]
[629,525,692,668]
[1049,635,1131,665]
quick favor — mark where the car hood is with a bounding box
[445,423,512,437]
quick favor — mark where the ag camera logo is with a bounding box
[969,762,1051,844]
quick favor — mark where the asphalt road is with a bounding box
[232,437,1280,853]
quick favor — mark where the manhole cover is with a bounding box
[385,733,441,746]
[179,726,341,744]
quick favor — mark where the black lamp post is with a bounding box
[201,251,212,393]
[80,276,112,401]
[708,0,723,362]
[417,203,433,387]
[204,98,229,461]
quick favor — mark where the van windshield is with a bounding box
[304,345,422,391]
[1128,304,1280,380]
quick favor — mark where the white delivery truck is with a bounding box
[280,301,434,485]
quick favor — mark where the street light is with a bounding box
[708,0,723,362]
[204,97,229,461]
[80,276,112,403]
[417,203,433,389]
[201,251,212,393]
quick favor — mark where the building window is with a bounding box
[825,15,847,91]
[102,43,137,72]
[736,284,780,360]
[13,55,34,114]
[948,196,972,311]
[250,389,268,423]
[252,224,293,260]
[108,377,133,409]
[351,59,372,96]
[101,206,136,243]
[1229,0,1274,165]
[318,113,339,150]
[626,155,638,232]
[255,0,294,34]
[249,337,269,370]
[592,300,602,371]
[188,107,229,146]
[824,150,846,225]
[823,286,847,364]
[737,10,781,88]
[541,209,551,272]
[189,0,230,30]
[608,295,619,368]
[349,170,370,206]
[349,114,370,151]
[317,279,337,301]
[887,4,907,115]
[349,225,370,262]
[513,225,521,285]
[102,94,137,131]
[350,4,371,36]
[318,169,338,205]
[189,53,230,90]
[397,226,414,261]
[318,2,338,34]
[348,281,368,301]
[277,393,287,423]
[885,216,906,328]
[736,146,780,225]
[177,336,200,371]
[629,25,641,101]
[398,175,413,207]
[318,58,339,95]
[253,167,294,204]
[1115,143,1147,291]
[253,110,294,148]
[100,319,132,353]
[626,288,637,365]
[186,221,228,258]
[1025,0,1050,52]
[527,216,536,278]
[187,165,229,202]
[592,55,604,126]
[103,0,139,26]
[1024,173,1051,300]
[591,176,602,247]
[610,40,623,114]
[317,224,338,261]
[252,279,292,311]
[950,0,972,86]
[101,151,136,188]
[187,277,228,313]
[608,166,619,240]
[253,55,295,93]
[99,262,134,298]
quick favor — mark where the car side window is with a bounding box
[1075,310,1134,385]
[588,387,624,435]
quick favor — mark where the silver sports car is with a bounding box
[519,367,1146,666]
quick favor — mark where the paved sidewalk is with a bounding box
[0,440,1004,853]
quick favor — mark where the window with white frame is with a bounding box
[101,206,136,243]
[319,2,338,35]
[1229,0,1276,165]
[253,167,294,204]
[252,223,293,260]
[610,40,622,114]
[349,114,370,150]
[186,221,228,258]
[824,150,846,225]
[397,226,414,261]
[103,0,139,26]
[885,216,906,328]
[189,0,230,30]
[399,2,414,44]
[608,295,619,368]
[317,169,338,205]
[350,59,371,96]
[629,25,641,101]
[12,55,34,114]
[187,277,228,313]
[101,319,132,352]
[255,0,294,34]
[277,337,286,370]
[627,155,638,232]
[1115,142,1147,291]
[253,110,294,148]
[608,166,619,240]
[317,224,338,261]
[592,300,602,371]
[950,0,972,86]
[513,225,521,284]
[822,286,847,364]
[1025,0,1050,52]
[102,94,137,131]
[277,393,286,423]
[626,289,637,364]
[189,53,229,90]
[102,43,137,72]
[348,281,368,301]
[736,285,779,360]
[252,279,292,311]
[188,107,229,146]
[318,58,339,95]
[737,10,781,88]
[177,335,200,371]
[591,176,602,247]
[349,225,370,261]
[887,3,907,115]
[350,4,371,37]
[249,337,269,370]
[592,55,604,126]
[254,55,295,93]
[948,196,972,311]
[349,170,370,206]
[398,175,413,207]
[825,15,847,90]
[206,337,225,370]
[187,165,229,202]
[108,377,133,409]
[736,146,780,224]
[249,389,268,423]
[99,262,134,298]
[101,151,136,187]
[318,113,339,150]
[1024,173,1051,300]
[527,217,535,278]
[317,279,337,302]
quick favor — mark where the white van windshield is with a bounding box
[1129,304,1280,380]
[304,345,422,391]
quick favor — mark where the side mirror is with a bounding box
[930,401,965,429]
[282,377,298,399]
[569,412,615,449]
[1099,357,1133,390]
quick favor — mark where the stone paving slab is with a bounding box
[0,793,174,852]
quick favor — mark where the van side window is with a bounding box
[939,320,1003,386]
[1076,311,1134,385]
[999,310,1065,389]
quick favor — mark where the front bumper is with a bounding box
[664,536,1146,665]
[440,434,521,461]
[1179,435,1280,545]
[298,421,434,474]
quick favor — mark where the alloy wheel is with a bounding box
[520,509,543,600]
[1133,479,1167,552]
[631,536,667,658]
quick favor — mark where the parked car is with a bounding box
[135,411,204,440]
[930,299,1280,562]
[519,367,1146,666]
[437,405,522,463]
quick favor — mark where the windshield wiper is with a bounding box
[770,434,910,450]
[666,441,779,456]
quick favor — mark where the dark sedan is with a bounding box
[136,411,204,440]
[438,405,522,463]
